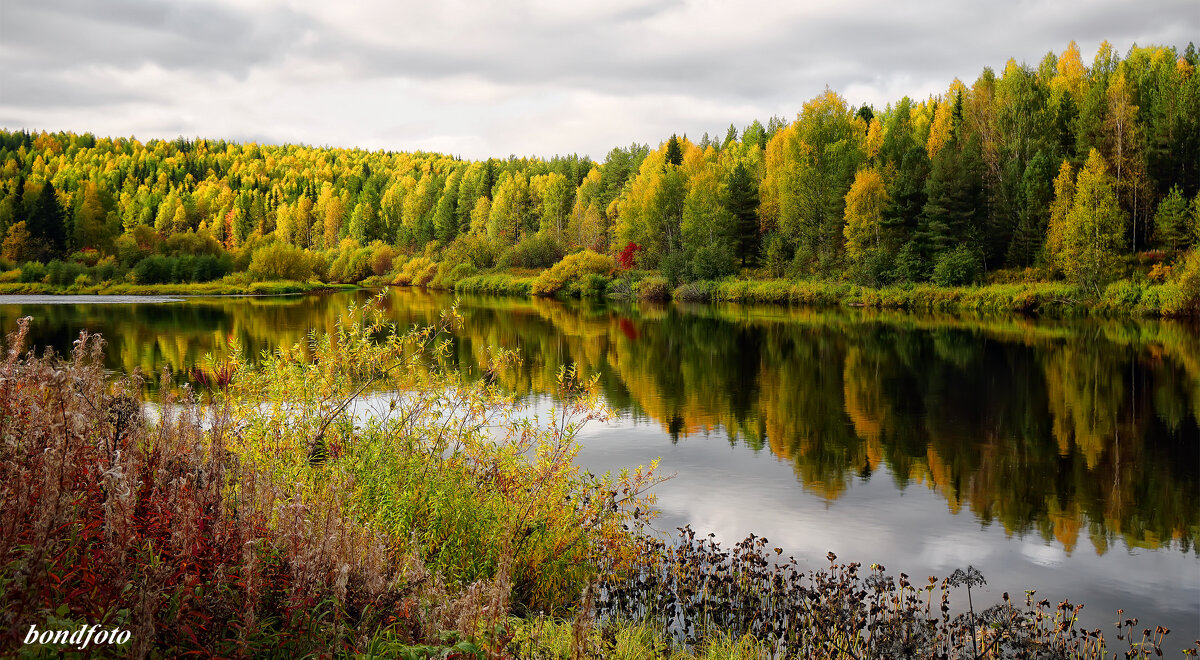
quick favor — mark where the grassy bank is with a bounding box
[369,247,1200,318]
[420,269,1198,317]
[0,279,359,296]
[0,299,1188,658]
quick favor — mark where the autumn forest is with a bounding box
[0,41,1198,309]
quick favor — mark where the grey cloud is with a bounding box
[0,0,315,79]
[0,70,154,108]
[1,0,1197,159]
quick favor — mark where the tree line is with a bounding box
[0,40,1197,291]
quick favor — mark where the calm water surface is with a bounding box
[2,289,1198,641]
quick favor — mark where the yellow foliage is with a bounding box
[1053,40,1088,103]
[842,167,890,265]
[530,250,616,296]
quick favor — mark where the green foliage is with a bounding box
[45,259,88,286]
[18,260,46,283]
[568,272,611,298]
[531,250,615,296]
[454,273,536,297]
[723,161,760,265]
[771,90,865,274]
[1194,194,1200,246]
[27,181,66,260]
[431,261,478,289]
[498,233,565,269]
[931,246,983,287]
[659,251,689,287]
[688,243,737,281]
[894,239,930,283]
[857,250,896,288]
[132,254,174,284]
[328,243,374,283]
[664,134,683,167]
[394,256,437,286]
[761,232,793,278]
[1152,185,1193,251]
[1100,279,1145,310]
[1008,150,1055,267]
[441,234,500,270]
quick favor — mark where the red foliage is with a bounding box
[618,318,638,342]
[616,242,641,270]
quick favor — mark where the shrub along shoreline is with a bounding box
[429,255,1200,319]
[362,244,1200,318]
[0,279,359,296]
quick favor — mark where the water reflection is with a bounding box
[1,289,1197,561]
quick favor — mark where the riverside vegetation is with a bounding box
[2,40,1199,314]
[0,295,1194,658]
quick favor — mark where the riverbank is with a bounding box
[363,246,1197,318]
[0,300,1189,658]
[5,247,1194,318]
[0,279,360,297]
[443,266,1198,318]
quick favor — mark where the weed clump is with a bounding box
[593,527,1191,659]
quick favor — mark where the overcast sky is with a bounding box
[1,0,1196,160]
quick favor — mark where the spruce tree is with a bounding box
[723,161,760,265]
[665,134,683,167]
[1008,150,1055,266]
[28,181,66,260]
[921,135,985,262]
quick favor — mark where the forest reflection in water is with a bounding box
[1,288,1197,562]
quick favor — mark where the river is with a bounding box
[2,288,1197,642]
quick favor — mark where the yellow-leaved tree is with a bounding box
[1044,160,1075,267]
[842,167,890,277]
[1051,149,1125,292]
